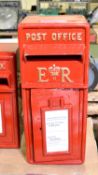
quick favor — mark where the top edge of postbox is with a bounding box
[19,15,89,28]
[0,52,15,59]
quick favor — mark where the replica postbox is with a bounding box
[0,52,19,148]
[18,15,89,164]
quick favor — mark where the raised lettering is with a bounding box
[72,33,76,41]
[42,33,47,40]
[77,33,82,41]
[31,33,36,41]
[52,33,57,40]
[37,33,41,41]
[57,33,62,40]
[68,33,71,40]
[26,33,30,40]
[0,63,5,70]
[37,67,48,82]
[26,32,83,41]
[63,33,67,40]
[61,67,73,83]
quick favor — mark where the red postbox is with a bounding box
[0,52,19,148]
[18,15,89,164]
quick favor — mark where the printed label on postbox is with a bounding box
[24,28,85,44]
[26,32,82,41]
[0,104,2,134]
[37,64,73,83]
[45,109,69,153]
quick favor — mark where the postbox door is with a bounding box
[31,89,84,163]
[0,93,17,147]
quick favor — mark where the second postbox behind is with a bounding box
[18,15,89,164]
[0,52,19,148]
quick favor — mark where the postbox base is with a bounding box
[22,88,87,165]
[26,156,85,165]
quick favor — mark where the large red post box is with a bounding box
[18,15,89,164]
[0,52,19,148]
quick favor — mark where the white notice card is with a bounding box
[45,109,69,153]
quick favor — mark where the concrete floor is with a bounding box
[0,118,97,175]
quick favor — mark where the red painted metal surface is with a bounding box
[18,15,89,164]
[0,52,19,148]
